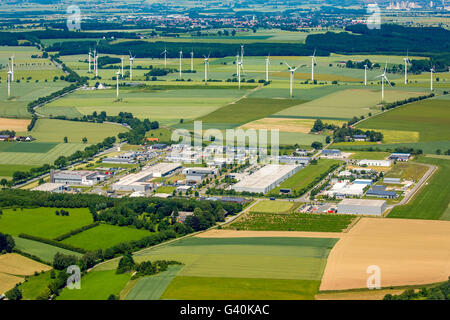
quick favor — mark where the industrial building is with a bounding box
[276,156,310,166]
[337,199,387,215]
[31,183,67,193]
[366,187,398,199]
[232,164,301,194]
[112,162,181,192]
[388,153,411,161]
[102,152,137,164]
[384,177,401,184]
[182,167,219,176]
[321,149,342,157]
[358,159,392,167]
[326,181,369,198]
[50,170,108,186]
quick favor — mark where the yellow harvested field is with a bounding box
[196,229,342,239]
[0,253,51,276]
[0,272,24,294]
[239,118,345,133]
[320,218,450,291]
[0,118,30,132]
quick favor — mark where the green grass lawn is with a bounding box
[17,271,52,300]
[0,164,39,179]
[61,224,151,251]
[388,157,450,220]
[227,212,355,232]
[161,276,321,300]
[270,159,341,195]
[348,151,391,160]
[357,99,450,143]
[30,119,129,143]
[126,265,183,300]
[385,162,429,181]
[0,207,93,239]
[250,200,294,213]
[57,270,130,300]
[0,142,57,153]
[13,236,83,263]
[156,186,176,194]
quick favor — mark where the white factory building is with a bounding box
[337,199,387,215]
[112,162,181,192]
[326,179,372,198]
[357,159,392,167]
[232,164,301,194]
[50,170,107,186]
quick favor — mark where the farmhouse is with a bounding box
[232,164,301,194]
[337,199,387,215]
[358,159,392,167]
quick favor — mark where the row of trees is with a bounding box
[0,232,15,253]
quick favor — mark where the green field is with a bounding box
[38,87,249,125]
[57,270,130,300]
[0,207,93,239]
[161,276,321,300]
[0,142,57,153]
[275,88,425,120]
[17,271,52,300]
[126,265,183,300]
[97,236,338,300]
[13,236,83,263]
[388,157,450,220]
[0,143,86,165]
[61,224,151,251]
[227,212,355,232]
[357,99,450,143]
[270,159,341,195]
[194,97,306,129]
[349,151,391,160]
[30,119,129,143]
[250,200,294,213]
[0,164,39,179]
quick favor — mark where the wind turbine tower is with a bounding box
[310,50,317,82]
[237,60,244,89]
[179,50,183,79]
[376,62,392,101]
[203,54,210,85]
[88,50,92,73]
[430,67,435,91]
[404,51,411,84]
[116,70,120,98]
[240,45,244,68]
[10,55,14,81]
[7,69,12,98]
[265,55,270,82]
[364,64,368,86]
[285,62,299,98]
[190,50,194,72]
[162,47,167,68]
[129,51,134,81]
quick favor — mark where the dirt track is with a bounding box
[320,218,450,290]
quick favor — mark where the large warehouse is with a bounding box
[337,199,387,216]
[112,162,181,192]
[232,164,301,194]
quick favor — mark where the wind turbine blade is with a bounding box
[284,62,292,69]
[384,76,393,87]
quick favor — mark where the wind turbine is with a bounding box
[115,69,120,98]
[236,53,240,76]
[376,62,392,101]
[95,50,99,77]
[310,49,317,82]
[179,50,183,79]
[203,54,210,85]
[88,50,92,73]
[285,62,300,98]
[364,64,368,86]
[190,50,194,72]
[161,47,167,68]
[265,55,271,82]
[430,66,435,91]
[129,51,135,81]
[240,44,245,68]
[237,59,245,89]
[404,50,411,85]
[7,69,12,98]
[10,55,14,81]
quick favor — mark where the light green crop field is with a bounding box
[61,224,151,251]
[0,143,86,165]
[162,276,321,300]
[228,212,355,232]
[57,270,131,300]
[357,98,450,143]
[13,236,83,263]
[30,119,128,143]
[275,88,425,120]
[348,151,391,160]
[250,200,294,213]
[0,82,67,118]
[39,87,248,125]
[270,159,341,195]
[388,157,450,220]
[0,164,39,179]
[385,162,429,181]
[0,207,93,239]
[17,271,52,300]
[126,265,183,300]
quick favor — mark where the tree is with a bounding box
[0,178,7,189]
[5,287,22,300]
[311,141,323,149]
[0,232,15,253]
[53,252,78,271]
[116,252,135,274]
[325,136,331,144]
[63,136,68,143]
[82,137,88,144]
